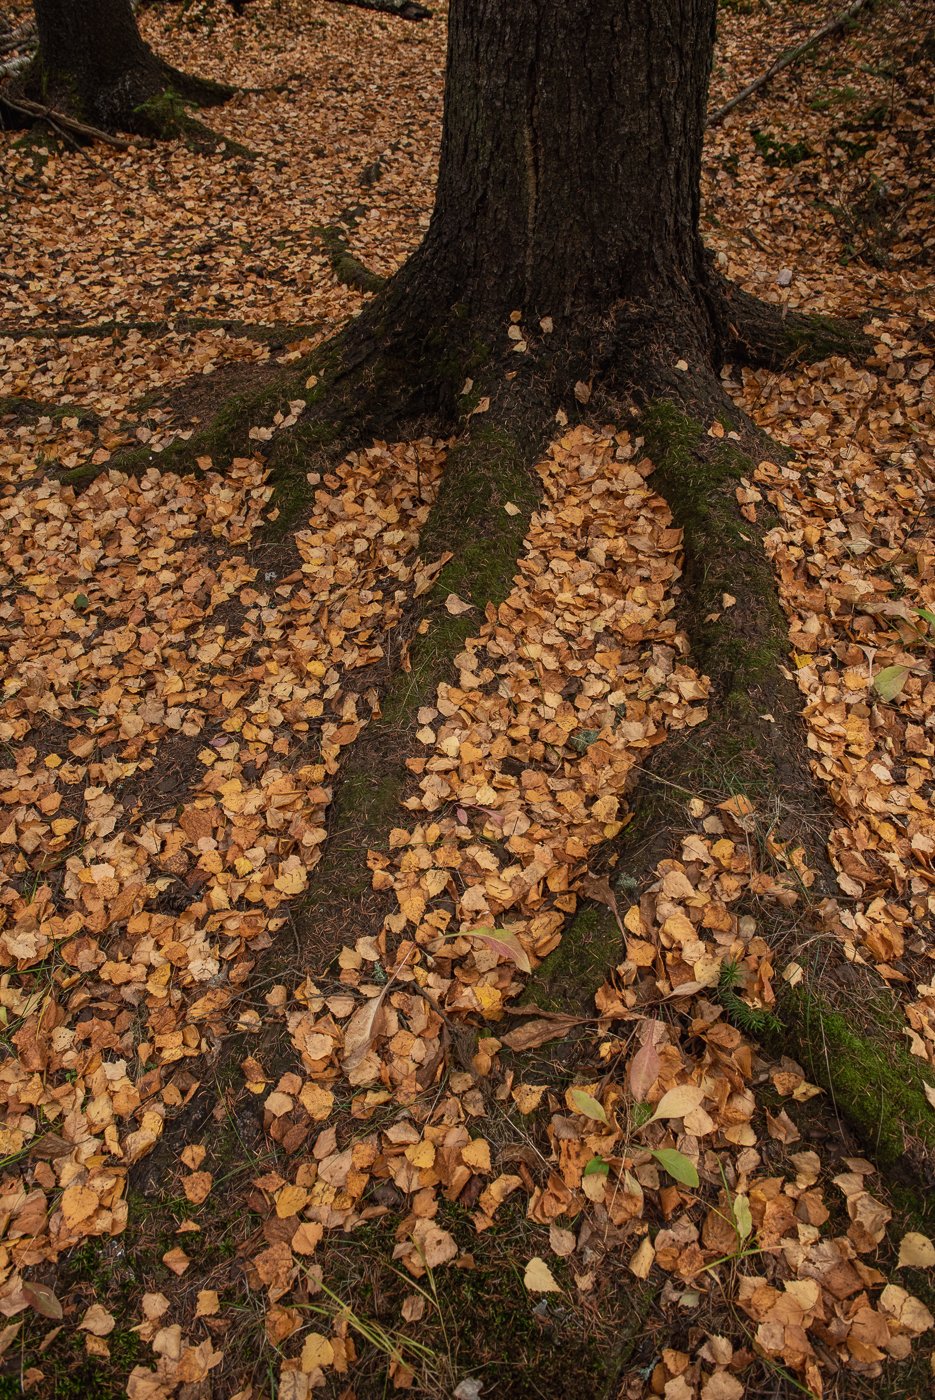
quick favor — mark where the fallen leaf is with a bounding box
[898,1232,935,1269]
[524,1257,561,1293]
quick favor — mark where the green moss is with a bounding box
[774,312,871,364]
[640,401,788,712]
[752,129,815,166]
[313,225,386,294]
[0,395,99,428]
[522,906,622,1015]
[60,353,320,491]
[784,988,935,1166]
[133,87,191,137]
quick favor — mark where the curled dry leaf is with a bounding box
[445,593,474,616]
[463,927,532,973]
[79,1303,116,1337]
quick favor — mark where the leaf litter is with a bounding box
[0,0,933,1396]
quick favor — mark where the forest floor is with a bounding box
[0,0,934,1397]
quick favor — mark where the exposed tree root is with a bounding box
[327,0,433,20]
[57,351,321,490]
[716,276,873,370]
[38,281,922,1393]
[315,224,386,294]
[53,244,913,1202]
[0,393,101,429]
[528,394,935,1183]
[0,314,320,344]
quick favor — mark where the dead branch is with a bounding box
[0,92,135,150]
[326,0,432,21]
[707,0,873,127]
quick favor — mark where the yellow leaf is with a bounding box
[512,1084,546,1114]
[60,1185,98,1230]
[462,1138,492,1172]
[276,1185,309,1219]
[567,1088,608,1124]
[649,1084,705,1123]
[405,1140,436,1169]
[899,1232,935,1269]
[300,1332,334,1373]
[524,1257,561,1293]
[629,1237,655,1279]
[195,1291,219,1319]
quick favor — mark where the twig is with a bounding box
[0,91,135,149]
[707,0,873,127]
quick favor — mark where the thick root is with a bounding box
[315,224,386,294]
[716,277,873,370]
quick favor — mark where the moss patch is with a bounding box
[784,987,935,1167]
[773,310,872,364]
[522,905,622,1015]
[314,224,386,294]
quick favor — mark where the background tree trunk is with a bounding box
[24,0,231,133]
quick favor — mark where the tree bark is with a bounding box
[332,0,865,419]
[436,0,715,316]
[22,0,231,134]
[351,0,725,398]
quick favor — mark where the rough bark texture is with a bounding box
[343,0,723,400]
[23,0,231,133]
[433,0,715,316]
[331,0,864,418]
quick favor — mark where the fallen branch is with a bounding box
[0,54,30,82]
[0,91,135,149]
[707,0,873,127]
[326,0,432,20]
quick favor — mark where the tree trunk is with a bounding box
[23,0,231,134]
[336,0,864,417]
[281,0,869,904]
[437,0,714,315]
[356,0,724,399]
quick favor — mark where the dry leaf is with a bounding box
[524,1257,561,1293]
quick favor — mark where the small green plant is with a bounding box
[872,606,935,701]
[701,1159,765,1272]
[752,128,814,167]
[717,958,781,1035]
